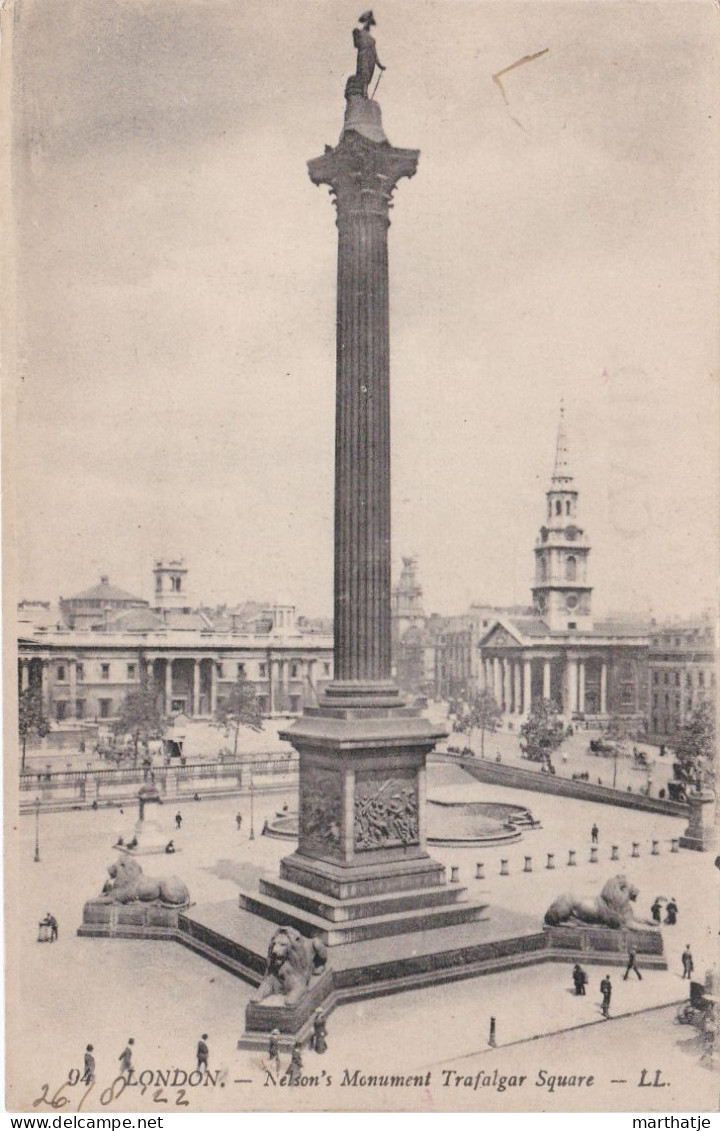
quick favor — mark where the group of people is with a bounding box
[80,1035,211,1084]
[651,896,679,925]
[266,1010,328,1082]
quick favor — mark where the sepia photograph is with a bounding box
[3,0,719,1116]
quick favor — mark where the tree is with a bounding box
[213,676,263,757]
[519,697,565,763]
[454,689,503,756]
[673,701,716,792]
[18,687,51,773]
[114,686,166,765]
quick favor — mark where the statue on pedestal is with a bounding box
[348,10,386,100]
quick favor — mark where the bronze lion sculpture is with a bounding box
[254,926,328,1005]
[544,874,640,929]
[98,856,190,907]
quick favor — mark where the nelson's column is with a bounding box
[239,14,486,996]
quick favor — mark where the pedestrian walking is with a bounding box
[310,1009,327,1054]
[175,811,183,830]
[600,975,612,1018]
[651,897,663,924]
[236,813,242,831]
[119,1038,134,1076]
[682,946,694,979]
[267,1029,281,1075]
[81,1045,95,1084]
[284,1042,303,1084]
[572,963,587,995]
[488,1016,497,1047]
[665,897,678,926]
[196,1034,209,1071]
[623,946,642,981]
[590,823,599,844]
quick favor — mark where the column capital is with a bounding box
[308,133,419,225]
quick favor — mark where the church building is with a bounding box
[479,407,649,724]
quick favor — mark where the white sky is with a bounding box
[8,0,719,619]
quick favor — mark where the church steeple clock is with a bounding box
[532,404,593,631]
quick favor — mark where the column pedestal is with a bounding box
[679,791,717,852]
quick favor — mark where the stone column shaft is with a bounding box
[523,660,532,712]
[543,659,551,700]
[514,662,522,714]
[309,134,418,689]
[600,662,608,714]
[165,661,172,714]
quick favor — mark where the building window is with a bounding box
[57,665,66,682]
[621,686,634,706]
[663,673,668,685]
[55,701,67,721]
[555,500,562,515]
[237,663,246,678]
[568,622,577,630]
[664,693,669,708]
[653,672,659,685]
[76,700,85,719]
[290,695,302,713]
[155,575,162,593]
[99,699,112,718]
[217,663,224,678]
[127,664,136,679]
[686,672,693,687]
[675,672,680,686]
[259,663,267,678]
[323,662,330,676]
[653,693,658,708]
[291,663,300,679]
[76,664,84,682]
[101,664,110,680]
[687,697,693,712]
[566,500,571,515]
[698,672,705,687]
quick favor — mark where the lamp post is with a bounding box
[33,796,41,863]
[249,763,255,841]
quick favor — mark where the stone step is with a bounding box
[238,889,489,945]
[258,875,468,922]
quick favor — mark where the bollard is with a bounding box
[546,853,555,870]
[523,856,533,873]
[450,865,460,884]
[631,842,640,858]
[611,845,619,861]
[500,859,509,876]
[476,862,485,880]
[651,840,659,856]
[589,846,598,864]
[568,850,577,867]
[671,838,679,854]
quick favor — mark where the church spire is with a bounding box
[551,400,572,485]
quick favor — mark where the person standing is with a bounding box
[284,1042,303,1085]
[267,1029,281,1075]
[651,897,663,924]
[81,1045,95,1084]
[665,897,678,926]
[682,946,694,979]
[196,1034,209,1071]
[573,963,587,995]
[623,947,642,981]
[311,1010,327,1054]
[45,913,58,942]
[175,811,183,830]
[591,823,599,844]
[600,975,612,1018]
[236,813,242,831]
[119,1038,134,1077]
